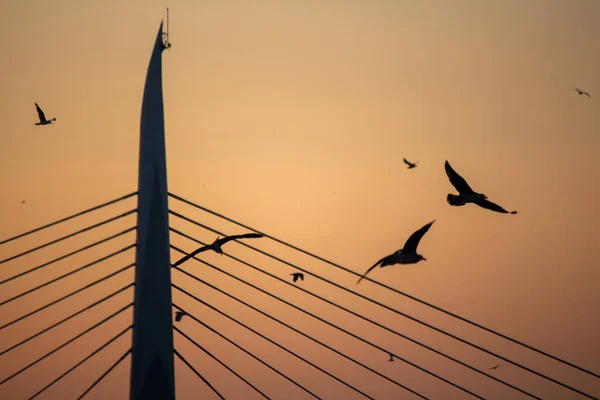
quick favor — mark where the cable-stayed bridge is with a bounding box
[1,20,599,400]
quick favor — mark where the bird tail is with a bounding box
[446,194,465,206]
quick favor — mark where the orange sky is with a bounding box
[1,1,599,399]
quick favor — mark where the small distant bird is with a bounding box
[172,233,264,268]
[403,158,419,169]
[174,311,188,322]
[34,103,56,125]
[445,161,518,214]
[21,200,26,204]
[488,364,502,370]
[291,272,304,283]
[574,88,591,98]
[388,354,394,362]
[357,220,435,284]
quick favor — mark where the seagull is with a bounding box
[357,220,435,284]
[488,364,502,370]
[574,88,591,98]
[403,158,419,169]
[174,311,188,322]
[172,233,264,268]
[388,354,394,362]
[291,272,304,283]
[34,103,56,125]
[445,161,518,214]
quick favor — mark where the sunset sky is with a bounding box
[1,0,599,399]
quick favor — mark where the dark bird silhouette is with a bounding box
[488,364,502,370]
[291,272,304,283]
[574,88,591,98]
[357,221,435,284]
[172,233,264,268]
[21,200,26,204]
[388,354,394,362]
[174,311,188,322]
[403,158,419,169]
[445,161,518,214]
[34,103,56,125]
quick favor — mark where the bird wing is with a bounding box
[175,313,182,321]
[35,103,46,122]
[356,255,389,284]
[172,245,211,267]
[218,233,264,245]
[445,161,475,194]
[474,198,517,214]
[402,220,435,253]
[299,274,304,281]
[584,92,591,98]
[403,158,411,166]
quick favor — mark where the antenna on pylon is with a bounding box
[162,8,171,50]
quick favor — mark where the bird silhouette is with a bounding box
[403,158,419,169]
[34,103,56,125]
[488,364,502,370]
[388,354,394,362]
[357,220,435,284]
[172,233,263,268]
[445,161,517,214]
[174,311,188,322]
[291,272,304,283]
[21,200,26,205]
[574,88,591,98]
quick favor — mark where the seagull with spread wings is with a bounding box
[172,233,263,268]
[34,103,56,125]
[445,161,518,214]
[403,158,419,169]
[290,272,304,283]
[174,311,188,322]
[574,88,591,98]
[357,221,435,284]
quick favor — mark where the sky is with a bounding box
[0,0,599,399]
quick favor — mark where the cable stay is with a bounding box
[170,227,540,400]
[0,192,137,247]
[172,303,320,399]
[77,348,132,400]
[169,209,598,398]
[0,209,137,266]
[174,349,224,400]
[168,192,600,381]
[174,326,271,399]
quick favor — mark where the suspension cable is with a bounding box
[168,193,600,380]
[77,349,132,399]
[0,192,137,246]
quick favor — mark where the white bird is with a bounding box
[445,161,517,214]
[403,158,419,169]
[574,88,591,98]
[357,220,435,284]
[34,103,56,125]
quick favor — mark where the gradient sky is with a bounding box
[1,1,599,399]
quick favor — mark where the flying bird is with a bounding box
[488,364,502,370]
[174,311,188,322]
[34,103,56,125]
[403,158,419,169]
[445,161,518,214]
[291,272,304,283]
[21,200,26,205]
[357,220,435,284]
[172,233,264,268]
[388,354,394,362]
[574,88,591,98]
